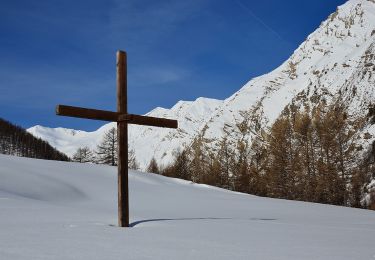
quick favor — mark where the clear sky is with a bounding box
[0,0,346,131]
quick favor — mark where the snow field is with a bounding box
[0,154,375,259]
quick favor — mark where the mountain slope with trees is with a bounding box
[163,102,375,209]
[0,117,69,161]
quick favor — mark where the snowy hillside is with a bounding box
[1,154,375,260]
[29,0,375,169]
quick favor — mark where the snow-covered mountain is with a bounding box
[29,0,375,169]
[200,0,375,151]
[28,97,223,169]
[1,154,375,259]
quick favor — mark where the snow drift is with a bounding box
[0,154,375,259]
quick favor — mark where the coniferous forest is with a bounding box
[161,102,375,210]
[0,118,69,161]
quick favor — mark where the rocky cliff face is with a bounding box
[29,0,375,173]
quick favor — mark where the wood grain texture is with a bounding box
[117,50,129,228]
[118,114,178,128]
[56,105,118,122]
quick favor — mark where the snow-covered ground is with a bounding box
[0,154,374,260]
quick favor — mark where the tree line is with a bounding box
[70,103,375,210]
[71,127,139,169]
[159,102,375,210]
[0,117,69,161]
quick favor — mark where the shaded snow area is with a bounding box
[0,155,375,260]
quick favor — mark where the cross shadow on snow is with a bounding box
[129,217,276,227]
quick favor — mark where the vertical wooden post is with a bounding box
[117,50,129,227]
[56,50,177,228]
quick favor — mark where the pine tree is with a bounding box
[233,140,250,193]
[294,110,316,201]
[313,104,350,205]
[248,136,268,196]
[147,157,159,174]
[161,148,191,180]
[216,137,233,189]
[173,149,191,180]
[350,167,367,208]
[266,115,294,199]
[72,146,93,163]
[206,152,222,186]
[96,127,117,166]
[128,148,139,170]
[189,137,207,183]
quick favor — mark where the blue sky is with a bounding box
[0,0,346,131]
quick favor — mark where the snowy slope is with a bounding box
[0,154,375,259]
[28,0,375,168]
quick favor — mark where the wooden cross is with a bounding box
[56,50,178,227]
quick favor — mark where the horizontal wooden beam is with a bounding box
[56,105,178,128]
[56,105,118,122]
[118,114,178,128]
